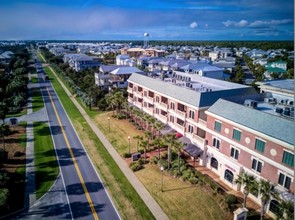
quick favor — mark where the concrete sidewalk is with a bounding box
[49,66,169,220]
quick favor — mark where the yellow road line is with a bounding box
[46,87,99,220]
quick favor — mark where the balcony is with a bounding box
[134,91,143,98]
[143,96,154,103]
[128,97,133,103]
[158,114,168,123]
[159,102,168,111]
[176,109,186,120]
[108,76,124,83]
[127,87,133,94]
[143,107,153,115]
[198,119,207,128]
[134,101,143,109]
[192,134,207,148]
[175,123,185,134]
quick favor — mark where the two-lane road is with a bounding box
[39,73,120,220]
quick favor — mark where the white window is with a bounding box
[188,124,194,133]
[170,102,175,110]
[212,137,220,149]
[251,158,263,173]
[155,108,159,114]
[189,110,195,119]
[230,147,239,160]
[155,96,159,102]
[170,115,174,123]
[278,172,292,190]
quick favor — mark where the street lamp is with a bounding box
[128,136,131,154]
[160,166,164,192]
[107,117,110,132]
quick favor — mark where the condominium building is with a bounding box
[127,74,294,217]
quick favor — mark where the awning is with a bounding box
[183,144,203,158]
[160,125,175,135]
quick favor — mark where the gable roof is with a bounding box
[111,66,143,75]
[207,99,294,145]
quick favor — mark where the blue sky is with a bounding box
[0,0,293,40]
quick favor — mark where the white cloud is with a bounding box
[190,22,198,29]
[222,20,248,27]
[249,19,293,27]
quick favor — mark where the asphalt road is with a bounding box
[37,71,120,220]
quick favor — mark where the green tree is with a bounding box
[0,124,10,150]
[258,179,278,220]
[277,200,294,220]
[235,172,257,208]
[163,133,178,170]
[172,140,184,174]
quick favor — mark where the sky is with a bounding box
[0,0,294,41]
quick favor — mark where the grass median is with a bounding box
[32,87,44,112]
[34,122,59,199]
[44,66,155,220]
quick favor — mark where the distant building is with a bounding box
[0,51,14,64]
[63,53,100,71]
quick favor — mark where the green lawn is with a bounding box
[31,88,44,112]
[34,122,59,199]
[44,66,155,220]
[30,77,39,84]
[36,51,46,63]
[6,108,27,118]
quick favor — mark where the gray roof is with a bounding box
[128,74,256,108]
[207,99,294,145]
[111,66,143,75]
[100,65,128,73]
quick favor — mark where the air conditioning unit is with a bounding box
[275,107,283,114]
[244,99,258,108]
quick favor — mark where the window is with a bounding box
[212,137,220,149]
[282,151,294,167]
[269,200,280,215]
[214,121,222,132]
[224,169,234,183]
[210,157,218,170]
[170,102,175,110]
[189,110,195,119]
[188,125,194,133]
[143,102,147,108]
[232,129,241,141]
[155,96,159,102]
[155,108,159,114]
[255,139,265,153]
[230,147,239,160]
[278,173,292,190]
[251,158,263,173]
[170,115,174,123]
[143,91,147,97]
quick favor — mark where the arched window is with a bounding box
[210,157,218,170]
[269,200,280,215]
[224,169,234,183]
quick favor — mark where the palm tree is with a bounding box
[154,121,164,137]
[234,172,257,208]
[258,179,278,220]
[277,200,294,220]
[139,139,148,163]
[172,140,184,175]
[133,135,143,152]
[0,124,10,150]
[153,137,165,159]
[163,133,178,170]
[144,131,152,150]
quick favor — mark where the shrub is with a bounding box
[14,151,24,157]
[189,177,199,185]
[137,158,144,165]
[167,168,179,177]
[157,159,168,170]
[181,169,195,181]
[0,188,9,208]
[0,150,8,162]
[225,194,237,210]
[171,158,186,168]
[130,162,143,172]
[123,152,131,158]
[160,152,168,159]
[149,156,158,164]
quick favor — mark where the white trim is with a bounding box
[206,111,293,149]
[250,157,264,174]
[230,146,240,161]
[208,128,294,175]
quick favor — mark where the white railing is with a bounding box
[192,133,206,147]
[175,123,185,133]
[176,109,186,120]
[198,119,207,128]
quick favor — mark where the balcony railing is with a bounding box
[143,107,153,115]
[175,123,185,133]
[176,109,186,120]
[158,114,168,123]
[134,101,142,108]
[198,119,207,128]
[127,87,133,93]
[143,96,154,103]
[128,97,133,103]
[192,133,207,148]
[134,91,143,98]
[159,102,168,110]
